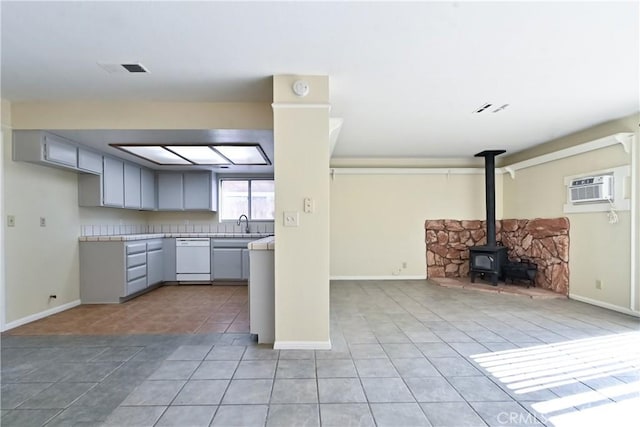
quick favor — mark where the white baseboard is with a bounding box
[2,299,81,332]
[569,294,640,318]
[330,275,426,281]
[273,340,332,350]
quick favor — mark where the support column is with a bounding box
[272,75,331,349]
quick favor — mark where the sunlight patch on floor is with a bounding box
[470,331,640,426]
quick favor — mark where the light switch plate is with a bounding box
[40,217,46,227]
[303,197,314,213]
[7,215,15,227]
[283,211,299,227]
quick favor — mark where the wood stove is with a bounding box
[469,149,506,286]
[469,245,508,285]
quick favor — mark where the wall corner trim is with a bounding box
[2,300,81,332]
[569,294,639,318]
[273,340,332,350]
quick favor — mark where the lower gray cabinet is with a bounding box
[242,249,250,280]
[80,239,164,303]
[146,240,164,286]
[212,248,243,280]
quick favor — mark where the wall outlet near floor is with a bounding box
[595,279,603,290]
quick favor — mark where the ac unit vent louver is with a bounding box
[569,175,614,204]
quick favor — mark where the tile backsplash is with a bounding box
[80,222,275,236]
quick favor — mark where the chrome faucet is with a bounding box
[237,214,250,234]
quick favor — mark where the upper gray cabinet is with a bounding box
[157,173,183,210]
[103,157,125,207]
[124,163,141,209]
[157,171,217,211]
[141,168,156,210]
[13,131,78,170]
[79,158,156,211]
[77,148,103,174]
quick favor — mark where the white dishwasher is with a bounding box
[176,238,211,282]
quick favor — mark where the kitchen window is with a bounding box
[219,179,275,221]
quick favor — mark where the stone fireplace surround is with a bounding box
[425,218,570,295]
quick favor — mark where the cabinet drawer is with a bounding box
[127,264,147,282]
[147,240,163,251]
[127,276,147,295]
[126,243,146,255]
[127,252,146,268]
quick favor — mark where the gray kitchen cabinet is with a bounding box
[213,248,243,280]
[13,131,79,170]
[103,157,124,207]
[141,168,156,210]
[157,173,184,210]
[80,239,164,303]
[163,238,177,282]
[77,148,103,174]
[146,240,164,286]
[157,171,217,211]
[184,172,211,210]
[242,248,250,280]
[78,159,155,211]
[124,163,141,209]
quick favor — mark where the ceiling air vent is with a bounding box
[121,63,148,73]
[97,62,149,74]
[474,103,493,113]
[473,102,509,114]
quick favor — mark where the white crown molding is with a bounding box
[501,132,634,178]
[330,168,486,176]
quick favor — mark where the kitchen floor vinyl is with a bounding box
[4,285,249,336]
[1,280,639,426]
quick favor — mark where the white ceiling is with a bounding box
[1,1,638,159]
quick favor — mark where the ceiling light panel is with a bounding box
[166,146,230,164]
[213,145,269,165]
[117,146,191,164]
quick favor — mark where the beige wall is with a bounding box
[330,172,492,277]
[503,113,638,311]
[11,101,273,130]
[3,122,82,322]
[273,75,330,346]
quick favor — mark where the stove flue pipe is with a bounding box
[474,150,506,247]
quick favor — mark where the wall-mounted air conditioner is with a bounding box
[569,175,614,204]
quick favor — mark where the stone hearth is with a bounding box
[425,218,570,295]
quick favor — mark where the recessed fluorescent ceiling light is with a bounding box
[166,146,229,164]
[118,146,191,164]
[213,145,268,165]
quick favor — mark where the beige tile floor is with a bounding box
[5,285,249,336]
[1,280,639,426]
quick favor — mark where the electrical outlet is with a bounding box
[7,215,15,227]
[283,211,299,227]
[402,262,407,269]
[595,279,602,290]
[40,217,46,227]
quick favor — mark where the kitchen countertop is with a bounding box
[247,236,275,250]
[79,233,273,242]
